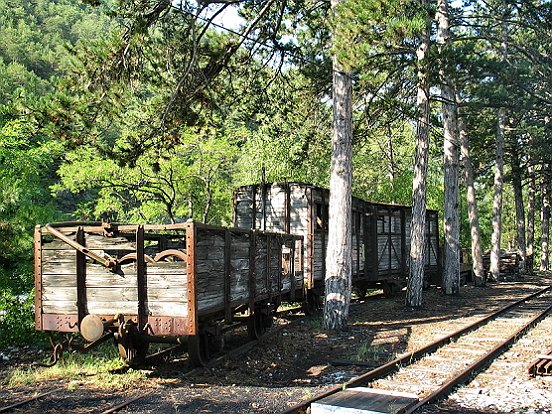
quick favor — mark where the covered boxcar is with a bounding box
[233,182,440,300]
[34,221,303,366]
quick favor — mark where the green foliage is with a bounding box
[55,125,239,225]
[0,120,63,262]
[331,0,431,71]
[0,0,110,350]
[0,120,63,350]
[233,76,333,187]
[0,288,40,349]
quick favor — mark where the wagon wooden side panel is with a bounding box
[374,206,405,277]
[35,222,304,342]
[36,224,192,337]
[425,211,441,284]
[234,183,313,287]
[233,182,441,294]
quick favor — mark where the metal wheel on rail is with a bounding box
[247,305,272,340]
[115,320,149,367]
[354,286,367,300]
[188,330,211,367]
[382,281,401,298]
[302,290,320,315]
[118,340,149,367]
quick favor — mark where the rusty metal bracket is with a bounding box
[45,223,118,270]
[35,335,74,367]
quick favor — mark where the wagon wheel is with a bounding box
[115,320,149,367]
[117,340,149,367]
[188,331,211,367]
[382,281,400,298]
[355,287,367,300]
[247,306,272,340]
[302,291,319,315]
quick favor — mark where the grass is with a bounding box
[301,388,317,400]
[353,343,388,362]
[3,344,148,390]
[277,302,303,312]
[308,317,323,330]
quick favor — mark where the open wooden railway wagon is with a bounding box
[34,221,304,366]
[233,182,440,300]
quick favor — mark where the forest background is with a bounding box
[1,0,551,348]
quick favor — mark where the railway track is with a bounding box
[283,286,552,414]
[0,388,63,413]
[0,387,152,413]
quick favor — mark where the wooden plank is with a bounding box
[42,249,76,269]
[195,245,225,260]
[311,387,418,414]
[42,301,77,314]
[41,235,136,251]
[139,287,187,301]
[146,301,188,317]
[86,301,188,317]
[43,268,186,288]
[42,286,145,302]
[197,294,225,313]
[42,286,77,301]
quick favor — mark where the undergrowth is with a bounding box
[354,343,387,362]
[4,344,147,389]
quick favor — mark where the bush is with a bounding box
[0,284,42,349]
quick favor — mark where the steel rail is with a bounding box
[405,300,552,413]
[101,391,153,414]
[0,388,63,413]
[281,285,552,414]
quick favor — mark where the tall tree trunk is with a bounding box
[406,1,431,308]
[386,125,397,182]
[324,0,353,330]
[510,137,527,274]
[540,165,550,271]
[458,112,485,285]
[436,0,460,295]
[490,109,506,281]
[527,164,536,274]
[202,179,212,224]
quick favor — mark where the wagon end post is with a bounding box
[136,224,147,332]
[34,225,43,331]
[186,221,197,336]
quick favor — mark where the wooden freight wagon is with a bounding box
[34,221,303,366]
[233,183,440,299]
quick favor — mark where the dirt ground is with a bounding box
[2,274,552,413]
